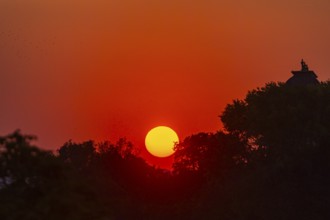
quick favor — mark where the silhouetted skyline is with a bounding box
[1,0,330,167]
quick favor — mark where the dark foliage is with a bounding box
[220,82,330,219]
[1,82,330,219]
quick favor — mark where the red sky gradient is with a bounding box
[1,0,330,168]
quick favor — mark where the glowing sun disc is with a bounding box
[145,126,179,158]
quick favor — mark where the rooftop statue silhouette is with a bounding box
[286,59,320,85]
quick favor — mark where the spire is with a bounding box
[301,59,309,72]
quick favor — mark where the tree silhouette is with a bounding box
[0,130,58,190]
[221,82,330,162]
[220,82,330,219]
[173,132,246,180]
[0,131,120,220]
[1,81,330,219]
[58,140,95,172]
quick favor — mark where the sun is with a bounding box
[145,126,179,158]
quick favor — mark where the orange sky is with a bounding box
[1,0,330,167]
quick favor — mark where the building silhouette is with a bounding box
[286,60,320,85]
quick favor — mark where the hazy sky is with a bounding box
[1,0,330,166]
